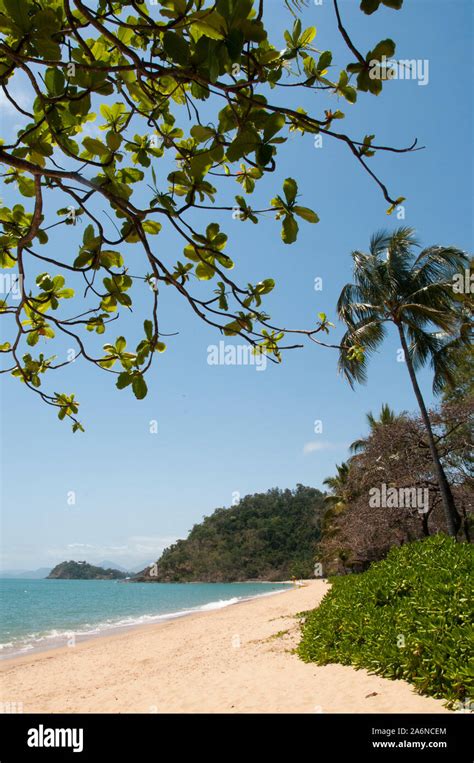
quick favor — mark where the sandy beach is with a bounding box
[0,581,449,714]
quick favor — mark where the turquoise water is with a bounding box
[0,578,291,658]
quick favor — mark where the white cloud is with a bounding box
[1,535,180,572]
[44,535,178,569]
[80,120,101,138]
[303,440,348,455]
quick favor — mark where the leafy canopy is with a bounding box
[0,0,411,428]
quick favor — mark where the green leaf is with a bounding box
[191,125,215,143]
[256,143,273,167]
[283,178,298,206]
[115,336,126,352]
[361,0,381,12]
[0,247,15,269]
[83,224,96,245]
[45,68,65,95]
[317,51,332,72]
[57,288,74,300]
[190,11,226,41]
[293,206,319,223]
[116,372,132,390]
[189,151,214,181]
[99,250,123,268]
[343,85,357,103]
[163,31,190,65]
[144,320,153,340]
[142,220,162,235]
[282,214,298,244]
[99,102,127,127]
[300,26,316,46]
[256,278,275,294]
[361,0,403,14]
[132,374,148,400]
[371,39,396,61]
[263,113,285,142]
[116,168,144,184]
[73,250,94,269]
[2,0,31,32]
[226,129,260,162]
[26,331,39,346]
[17,176,35,197]
[82,137,109,157]
[196,261,215,280]
[106,131,122,151]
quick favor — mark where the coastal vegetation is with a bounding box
[298,535,474,706]
[318,398,473,575]
[301,281,472,707]
[135,485,325,582]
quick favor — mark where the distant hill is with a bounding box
[97,560,129,573]
[47,561,128,580]
[0,567,51,579]
[134,485,325,582]
[98,560,153,574]
[129,560,155,573]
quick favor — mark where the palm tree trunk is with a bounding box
[398,326,461,537]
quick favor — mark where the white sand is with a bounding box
[0,581,449,713]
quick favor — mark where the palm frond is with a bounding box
[386,228,418,294]
[403,325,444,371]
[343,318,387,353]
[349,438,366,455]
[400,302,459,333]
[336,227,472,394]
[431,345,460,395]
[369,230,391,258]
[413,246,469,277]
[284,0,308,14]
[338,319,386,387]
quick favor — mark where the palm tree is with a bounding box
[322,461,350,509]
[350,403,402,454]
[321,462,351,545]
[337,227,471,537]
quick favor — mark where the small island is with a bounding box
[47,561,128,580]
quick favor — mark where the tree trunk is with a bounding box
[421,510,430,537]
[398,326,461,537]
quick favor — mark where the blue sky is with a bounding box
[1,0,472,571]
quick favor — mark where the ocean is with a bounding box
[0,578,291,659]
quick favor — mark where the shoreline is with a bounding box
[0,580,449,713]
[0,582,295,662]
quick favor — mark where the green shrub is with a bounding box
[298,535,474,705]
